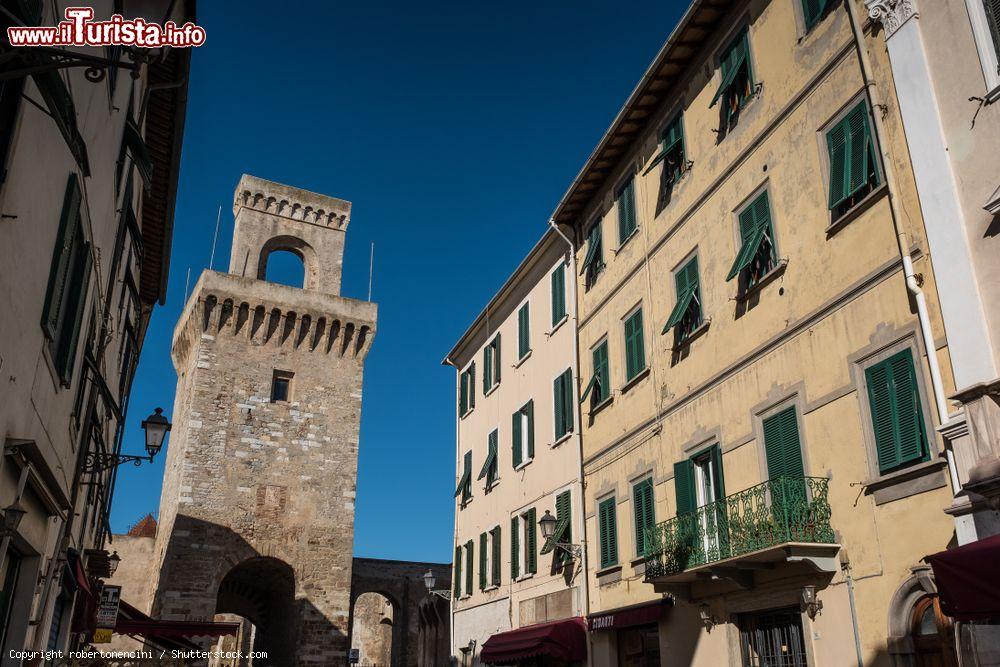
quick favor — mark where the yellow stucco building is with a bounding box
[546,0,966,664]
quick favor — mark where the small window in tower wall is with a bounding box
[271,370,293,402]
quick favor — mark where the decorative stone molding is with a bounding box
[233,174,350,229]
[865,0,918,39]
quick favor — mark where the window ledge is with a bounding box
[985,82,1000,105]
[484,383,500,398]
[551,432,574,449]
[548,315,569,336]
[826,184,888,237]
[483,585,500,593]
[595,564,622,578]
[484,479,500,493]
[614,227,640,255]
[514,458,533,472]
[734,259,788,302]
[588,395,614,418]
[460,406,475,420]
[514,573,535,583]
[621,367,650,395]
[596,564,623,586]
[862,458,949,505]
[514,351,532,368]
[671,317,711,351]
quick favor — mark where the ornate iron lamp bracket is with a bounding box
[0,46,146,82]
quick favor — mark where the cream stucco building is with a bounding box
[445,229,591,666]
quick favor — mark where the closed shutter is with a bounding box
[491,526,501,586]
[469,364,476,409]
[511,516,520,579]
[846,105,873,196]
[518,303,530,358]
[762,406,804,480]
[554,374,565,438]
[594,341,609,402]
[673,460,696,516]
[633,479,656,556]
[454,546,462,597]
[465,540,473,594]
[828,102,879,210]
[624,310,646,380]
[55,240,92,384]
[526,508,538,573]
[554,370,573,439]
[493,335,501,385]
[460,370,469,415]
[985,0,1000,63]
[551,264,566,326]
[803,0,828,29]
[479,533,487,590]
[42,174,82,340]
[866,350,928,473]
[512,410,523,468]
[525,400,535,459]
[483,345,492,392]
[598,497,618,568]
[617,177,636,243]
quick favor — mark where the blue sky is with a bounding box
[110,0,687,562]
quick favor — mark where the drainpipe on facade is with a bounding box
[548,219,593,667]
[843,0,960,495]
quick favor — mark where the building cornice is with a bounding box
[865,0,918,40]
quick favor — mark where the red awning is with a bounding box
[115,601,240,643]
[588,599,668,631]
[480,617,587,665]
[926,534,1000,621]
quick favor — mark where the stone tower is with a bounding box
[150,175,377,665]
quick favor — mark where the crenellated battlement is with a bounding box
[171,270,377,370]
[233,174,351,230]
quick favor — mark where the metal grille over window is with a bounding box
[738,607,808,667]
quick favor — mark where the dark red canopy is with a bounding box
[926,534,1000,621]
[480,617,587,664]
[115,600,240,648]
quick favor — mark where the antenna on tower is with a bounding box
[368,242,375,302]
[209,204,222,271]
[183,267,191,303]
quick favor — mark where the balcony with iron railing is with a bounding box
[643,477,840,594]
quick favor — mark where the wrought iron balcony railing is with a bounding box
[643,476,835,581]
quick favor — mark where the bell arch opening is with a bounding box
[216,557,297,666]
[256,236,317,290]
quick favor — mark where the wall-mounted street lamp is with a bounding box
[83,408,171,474]
[538,510,583,560]
[108,551,121,577]
[0,503,26,537]
[801,585,823,620]
[423,570,451,601]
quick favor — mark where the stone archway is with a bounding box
[216,557,298,666]
[256,235,318,290]
[350,591,397,667]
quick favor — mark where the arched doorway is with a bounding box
[216,557,297,666]
[911,595,957,667]
[350,592,398,667]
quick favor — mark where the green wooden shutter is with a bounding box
[518,303,530,358]
[763,406,804,480]
[555,491,572,565]
[617,177,636,243]
[827,119,849,209]
[526,508,537,573]
[803,0,828,29]
[55,241,91,384]
[633,479,656,556]
[479,533,487,589]
[483,345,492,392]
[491,526,501,585]
[551,264,566,325]
[562,370,574,434]
[454,546,462,597]
[866,350,928,473]
[460,370,469,415]
[985,0,1000,63]
[511,516,520,579]
[673,460,696,516]
[594,342,609,402]
[494,335,501,384]
[554,374,565,439]
[512,410,523,468]
[525,400,535,459]
[42,174,82,340]
[465,540,474,593]
[624,310,646,380]
[847,105,872,196]
[598,497,618,568]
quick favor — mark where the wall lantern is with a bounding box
[423,570,451,601]
[83,408,171,474]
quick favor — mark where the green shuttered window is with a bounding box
[624,309,646,382]
[512,400,534,468]
[510,515,520,580]
[827,101,880,217]
[454,546,462,597]
[43,174,93,387]
[711,28,755,130]
[455,451,472,504]
[727,191,777,289]
[802,0,831,30]
[459,363,476,417]
[663,256,702,339]
[673,459,696,517]
[645,113,686,189]
[555,491,572,565]
[551,264,567,326]
[617,177,637,244]
[483,334,501,393]
[865,349,929,474]
[553,369,574,440]
[478,430,499,488]
[479,533,488,590]
[491,526,501,586]
[633,478,656,557]
[518,302,530,359]
[763,406,805,480]
[986,0,1000,63]
[581,340,610,406]
[582,220,604,287]
[465,540,474,594]
[525,508,537,574]
[598,497,618,568]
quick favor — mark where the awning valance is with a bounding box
[480,618,587,665]
[588,599,669,631]
[926,534,1000,622]
[114,600,240,650]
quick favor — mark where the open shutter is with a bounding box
[551,264,566,325]
[827,119,849,209]
[511,516,520,579]
[526,508,537,573]
[889,351,927,466]
[518,303,530,358]
[634,479,656,556]
[483,345,492,393]
[617,178,636,242]
[556,490,572,562]
[494,335,501,385]
[55,241,91,384]
[985,0,1000,63]
[465,540,474,594]
[491,526,501,585]
[454,547,462,597]
[554,374,565,438]
[673,460,696,516]
[846,105,872,197]
[479,533,487,590]
[123,117,153,190]
[710,30,749,107]
[512,411,523,468]
[42,174,82,340]
[526,401,535,459]
[460,370,469,415]
[598,498,618,568]
[866,360,900,472]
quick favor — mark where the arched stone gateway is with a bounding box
[150,175,378,665]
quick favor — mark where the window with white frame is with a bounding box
[965,0,1000,97]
